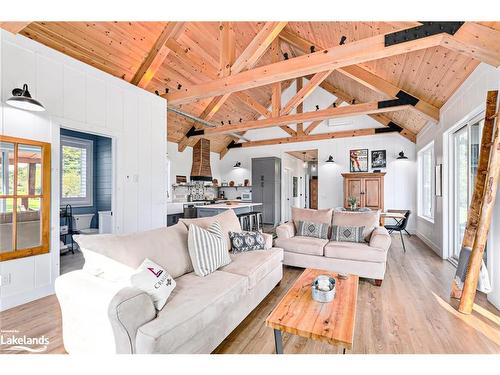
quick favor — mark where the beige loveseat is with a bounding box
[55,210,283,354]
[275,207,391,284]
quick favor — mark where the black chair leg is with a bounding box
[399,231,406,253]
[404,229,411,237]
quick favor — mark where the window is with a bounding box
[0,135,51,261]
[418,142,435,222]
[60,136,93,207]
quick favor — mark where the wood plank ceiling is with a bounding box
[5,21,498,154]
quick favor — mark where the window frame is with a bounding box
[60,135,94,208]
[0,135,51,262]
[418,141,435,223]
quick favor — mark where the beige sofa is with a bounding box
[55,210,283,354]
[275,207,391,284]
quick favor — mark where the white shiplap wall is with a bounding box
[0,30,167,311]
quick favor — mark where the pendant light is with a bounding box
[6,84,45,112]
[396,151,408,160]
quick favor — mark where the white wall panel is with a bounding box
[85,74,106,126]
[0,30,167,311]
[63,65,86,122]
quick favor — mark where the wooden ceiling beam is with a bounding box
[233,92,271,118]
[177,22,287,152]
[0,22,32,34]
[219,22,235,77]
[316,79,417,142]
[296,77,304,135]
[130,22,184,88]
[226,128,394,148]
[195,101,410,136]
[281,70,333,116]
[279,28,440,122]
[166,27,447,105]
[441,22,500,67]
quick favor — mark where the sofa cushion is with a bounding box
[274,236,328,256]
[331,225,365,243]
[179,209,241,250]
[188,222,231,277]
[229,231,266,253]
[292,207,333,231]
[296,220,329,239]
[74,222,193,280]
[332,210,380,241]
[136,270,247,353]
[324,241,387,263]
[220,248,283,290]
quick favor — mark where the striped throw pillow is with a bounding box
[331,225,365,243]
[187,221,231,277]
[296,220,329,239]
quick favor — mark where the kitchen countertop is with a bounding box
[197,202,262,209]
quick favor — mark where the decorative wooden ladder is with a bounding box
[451,90,499,314]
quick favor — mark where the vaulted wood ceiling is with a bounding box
[2,21,499,156]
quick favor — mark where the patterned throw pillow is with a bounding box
[187,221,231,277]
[229,231,266,253]
[296,220,329,239]
[331,225,365,243]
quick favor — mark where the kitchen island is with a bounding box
[196,202,263,218]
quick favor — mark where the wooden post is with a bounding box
[458,90,500,314]
[451,90,497,299]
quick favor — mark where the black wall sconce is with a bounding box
[325,155,335,163]
[6,84,45,112]
[396,151,408,160]
[233,161,242,168]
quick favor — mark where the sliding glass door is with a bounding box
[451,116,482,260]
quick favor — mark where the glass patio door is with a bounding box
[452,117,482,260]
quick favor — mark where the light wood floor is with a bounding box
[1,235,499,354]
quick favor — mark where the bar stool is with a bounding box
[255,212,263,232]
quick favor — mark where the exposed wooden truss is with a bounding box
[168,24,481,105]
[279,28,440,123]
[130,22,185,88]
[176,22,288,152]
[3,21,498,153]
[191,101,410,136]
[226,128,395,148]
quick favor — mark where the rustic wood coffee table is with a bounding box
[266,268,358,354]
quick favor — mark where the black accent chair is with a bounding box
[384,210,411,252]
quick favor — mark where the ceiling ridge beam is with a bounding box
[279,28,440,122]
[166,27,447,105]
[130,22,184,88]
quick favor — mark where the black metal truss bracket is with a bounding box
[378,90,419,109]
[374,121,404,134]
[186,126,205,138]
[385,22,464,47]
[226,140,243,149]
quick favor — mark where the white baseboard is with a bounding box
[0,284,55,312]
[416,231,442,257]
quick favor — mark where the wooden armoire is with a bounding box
[342,172,385,211]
